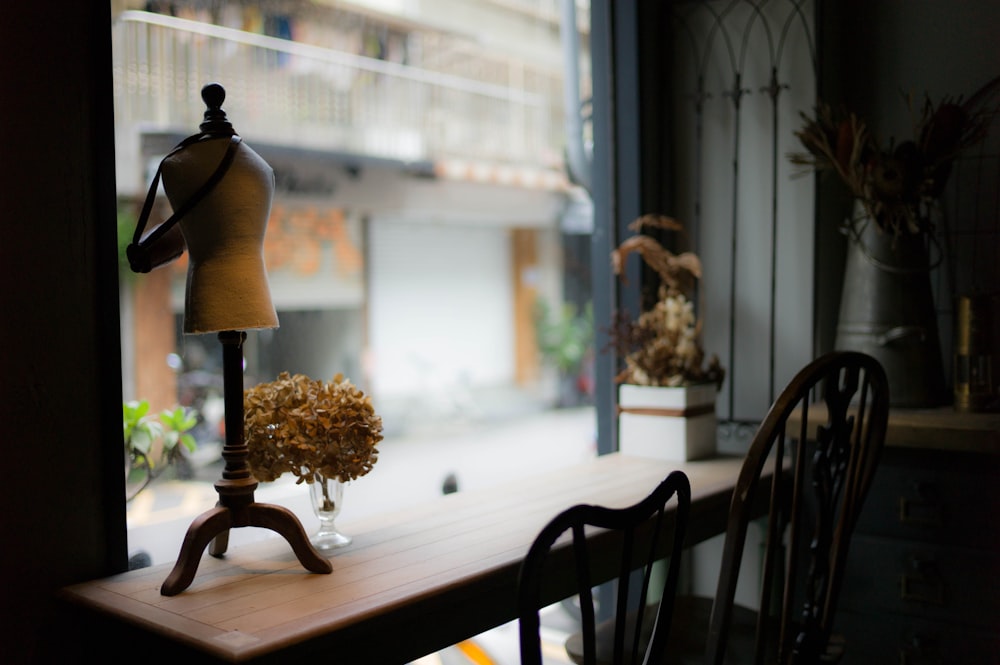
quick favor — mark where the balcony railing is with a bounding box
[112,10,564,187]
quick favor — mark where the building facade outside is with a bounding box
[113,0,596,450]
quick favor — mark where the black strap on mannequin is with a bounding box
[126,132,243,273]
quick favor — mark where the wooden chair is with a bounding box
[517,470,692,665]
[567,350,890,665]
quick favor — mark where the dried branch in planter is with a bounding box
[611,235,702,296]
[628,213,686,234]
[789,76,1000,237]
[609,216,724,389]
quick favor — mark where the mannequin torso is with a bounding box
[161,137,280,334]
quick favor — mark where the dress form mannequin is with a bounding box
[131,84,330,596]
[160,123,279,333]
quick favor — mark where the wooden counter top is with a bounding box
[789,404,1000,455]
[58,453,751,665]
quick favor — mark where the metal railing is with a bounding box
[112,11,563,178]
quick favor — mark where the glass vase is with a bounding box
[308,473,352,550]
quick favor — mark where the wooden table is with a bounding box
[59,453,753,664]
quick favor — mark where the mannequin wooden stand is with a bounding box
[160,330,332,596]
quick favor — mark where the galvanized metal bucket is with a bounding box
[834,209,947,407]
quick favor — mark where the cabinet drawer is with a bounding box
[834,609,1000,665]
[857,448,1000,549]
[839,535,1000,629]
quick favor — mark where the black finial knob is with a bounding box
[199,82,235,135]
[202,82,225,110]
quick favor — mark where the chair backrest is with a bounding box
[704,351,889,665]
[517,470,691,665]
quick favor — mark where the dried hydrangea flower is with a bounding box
[244,372,383,485]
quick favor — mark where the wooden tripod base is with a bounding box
[159,330,333,596]
[160,496,333,596]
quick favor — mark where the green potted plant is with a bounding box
[609,214,725,460]
[123,399,199,502]
[533,297,594,407]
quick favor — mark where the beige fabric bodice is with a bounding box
[161,137,279,334]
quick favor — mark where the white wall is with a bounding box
[368,217,515,404]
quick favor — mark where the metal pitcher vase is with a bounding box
[834,205,946,406]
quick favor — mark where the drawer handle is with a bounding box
[898,634,944,665]
[899,559,945,605]
[899,651,940,665]
[898,495,944,528]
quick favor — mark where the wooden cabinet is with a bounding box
[834,409,1000,665]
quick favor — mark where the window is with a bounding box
[586,1,819,460]
[114,1,597,571]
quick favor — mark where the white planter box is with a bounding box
[617,383,718,461]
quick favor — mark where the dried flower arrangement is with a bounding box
[609,214,725,388]
[244,372,382,485]
[788,76,1000,238]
